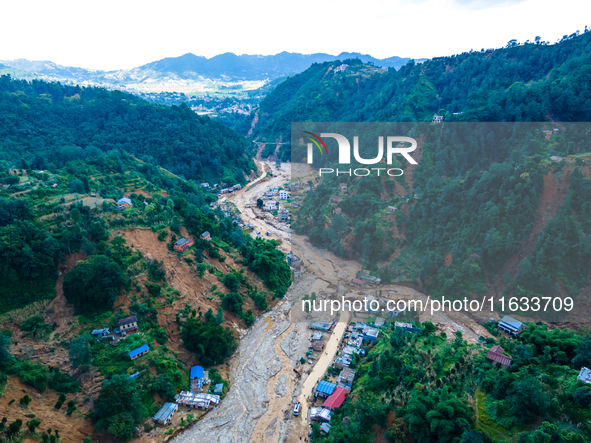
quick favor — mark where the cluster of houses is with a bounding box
[151,365,223,425]
[217,184,242,194]
[304,320,385,435]
[91,315,140,342]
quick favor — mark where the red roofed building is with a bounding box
[351,278,366,287]
[322,387,349,410]
[486,345,512,367]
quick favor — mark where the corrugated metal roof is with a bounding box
[320,423,331,433]
[578,367,591,384]
[153,402,177,422]
[486,346,512,366]
[498,315,523,331]
[316,380,336,396]
[190,366,204,379]
[129,344,150,359]
[118,316,137,326]
[176,238,187,246]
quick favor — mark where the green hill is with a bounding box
[0,75,255,184]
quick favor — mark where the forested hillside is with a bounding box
[0,75,256,184]
[251,30,591,153]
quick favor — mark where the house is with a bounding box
[362,327,380,344]
[432,114,444,123]
[334,64,349,73]
[577,367,591,384]
[130,372,140,379]
[395,321,421,334]
[153,402,178,425]
[51,183,58,188]
[338,368,356,389]
[498,315,524,336]
[330,195,342,204]
[233,184,242,191]
[309,321,334,332]
[316,380,336,398]
[190,365,206,391]
[174,237,194,252]
[174,392,220,409]
[279,190,289,200]
[91,328,110,338]
[375,317,385,327]
[334,207,342,215]
[200,183,210,188]
[387,206,397,213]
[290,182,299,192]
[129,344,150,360]
[340,183,347,192]
[265,201,277,211]
[347,332,363,348]
[200,231,211,242]
[320,423,331,434]
[214,383,224,394]
[360,274,381,285]
[311,340,325,351]
[486,345,512,367]
[278,209,289,221]
[334,356,352,369]
[312,332,323,341]
[269,187,278,192]
[310,407,332,422]
[322,387,349,409]
[117,197,132,210]
[118,316,138,336]
[351,278,366,288]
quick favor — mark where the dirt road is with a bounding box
[173,160,489,443]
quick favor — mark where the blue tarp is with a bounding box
[129,344,150,359]
[316,380,336,396]
[190,365,204,379]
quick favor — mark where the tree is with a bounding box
[0,335,12,368]
[224,273,240,292]
[69,337,91,370]
[182,315,235,366]
[573,336,591,369]
[94,375,145,441]
[222,292,244,313]
[507,378,549,421]
[257,198,263,208]
[386,418,409,443]
[63,255,124,314]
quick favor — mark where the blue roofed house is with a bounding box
[214,383,224,394]
[190,365,206,391]
[316,380,336,398]
[200,231,211,242]
[91,327,110,338]
[129,344,150,360]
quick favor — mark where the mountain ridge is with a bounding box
[0,51,426,83]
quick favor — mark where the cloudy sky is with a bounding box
[1,0,589,70]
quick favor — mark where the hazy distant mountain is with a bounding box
[0,59,103,80]
[1,52,425,84]
[132,51,423,80]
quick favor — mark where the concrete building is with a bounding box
[118,316,138,336]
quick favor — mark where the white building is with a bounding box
[279,190,289,200]
[265,201,277,211]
